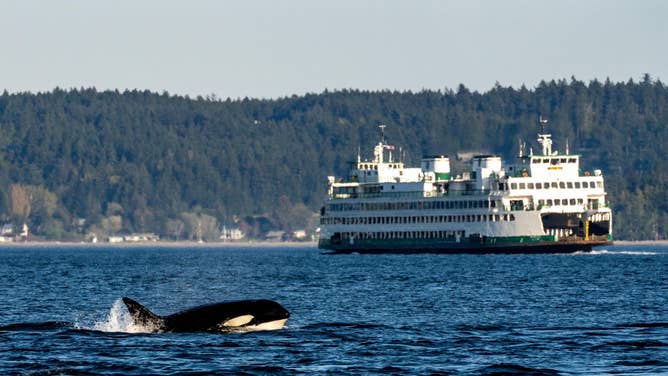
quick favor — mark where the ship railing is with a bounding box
[332,191,435,200]
[447,189,492,196]
[330,189,494,200]
[511,203,536,211]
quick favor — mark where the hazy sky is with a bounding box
[1,0,666,99]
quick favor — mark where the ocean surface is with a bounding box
[0,243,666,375]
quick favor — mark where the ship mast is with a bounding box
[374,124,386,163]
[537,116,552,156]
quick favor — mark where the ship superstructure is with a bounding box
[318,120,612,253]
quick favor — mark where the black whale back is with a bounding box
[122,297,290,333]
[164,299,289,332]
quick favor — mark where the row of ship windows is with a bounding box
[532,157,577,164]
[540,198,585,206]
[339,230,465,240]
[321,213,516,225]
[510,180,602,190]
[328,200,498,212]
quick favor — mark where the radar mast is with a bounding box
[537,116,553,156]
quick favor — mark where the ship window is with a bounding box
[532,158,540,163]
[519,183,526,189]
[542,158,549,163]
[551,159,559,165]
[577,198,584,204]
[544,182,550,189]
[597,181,603,188]
[568,158,576,163]
[511,183,518,189]
[559,182,565,189]
[582,182,589,188]
[562,199,568,205]
[528,183,534,189]
[538,199,545,206]
[575,182,581,188]
[570,199,576,205]
[567,182,573,189]
[551,182,558,188]
[510,214,515,221]
[547,199,553,206]
[535,183,542,189]
[560,158,567,163]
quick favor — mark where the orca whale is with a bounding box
[121,297,289,333]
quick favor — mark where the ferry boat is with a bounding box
[318,119,613,253]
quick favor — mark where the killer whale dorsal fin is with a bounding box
[122,297,164,330]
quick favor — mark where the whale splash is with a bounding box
[90,298,156,333]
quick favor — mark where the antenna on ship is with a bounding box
[539,115,547,134]
[379,124,386,144]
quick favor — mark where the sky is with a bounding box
[1,0,666,99]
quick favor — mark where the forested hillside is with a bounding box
[0,76,666,240]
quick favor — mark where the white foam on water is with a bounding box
[86,298,155,333]
[573,249,657,256]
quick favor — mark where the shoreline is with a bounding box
[1,240,667,248]
[0,241,319,248]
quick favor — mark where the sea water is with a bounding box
[0,244,666,375]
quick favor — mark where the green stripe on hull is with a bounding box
[484,235,556,244]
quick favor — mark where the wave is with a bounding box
[593,340,667,350]
[0,300,153,334]
[476,363,561,375]
[573,249,657,256]
[616,322,668,329]
[299,322,388,330]
[455,324,508,332]
[614,359,668,367]
[0,321,71,332]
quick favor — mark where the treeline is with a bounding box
[0,75,666,240]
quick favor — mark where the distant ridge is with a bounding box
[0,76,666,240]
